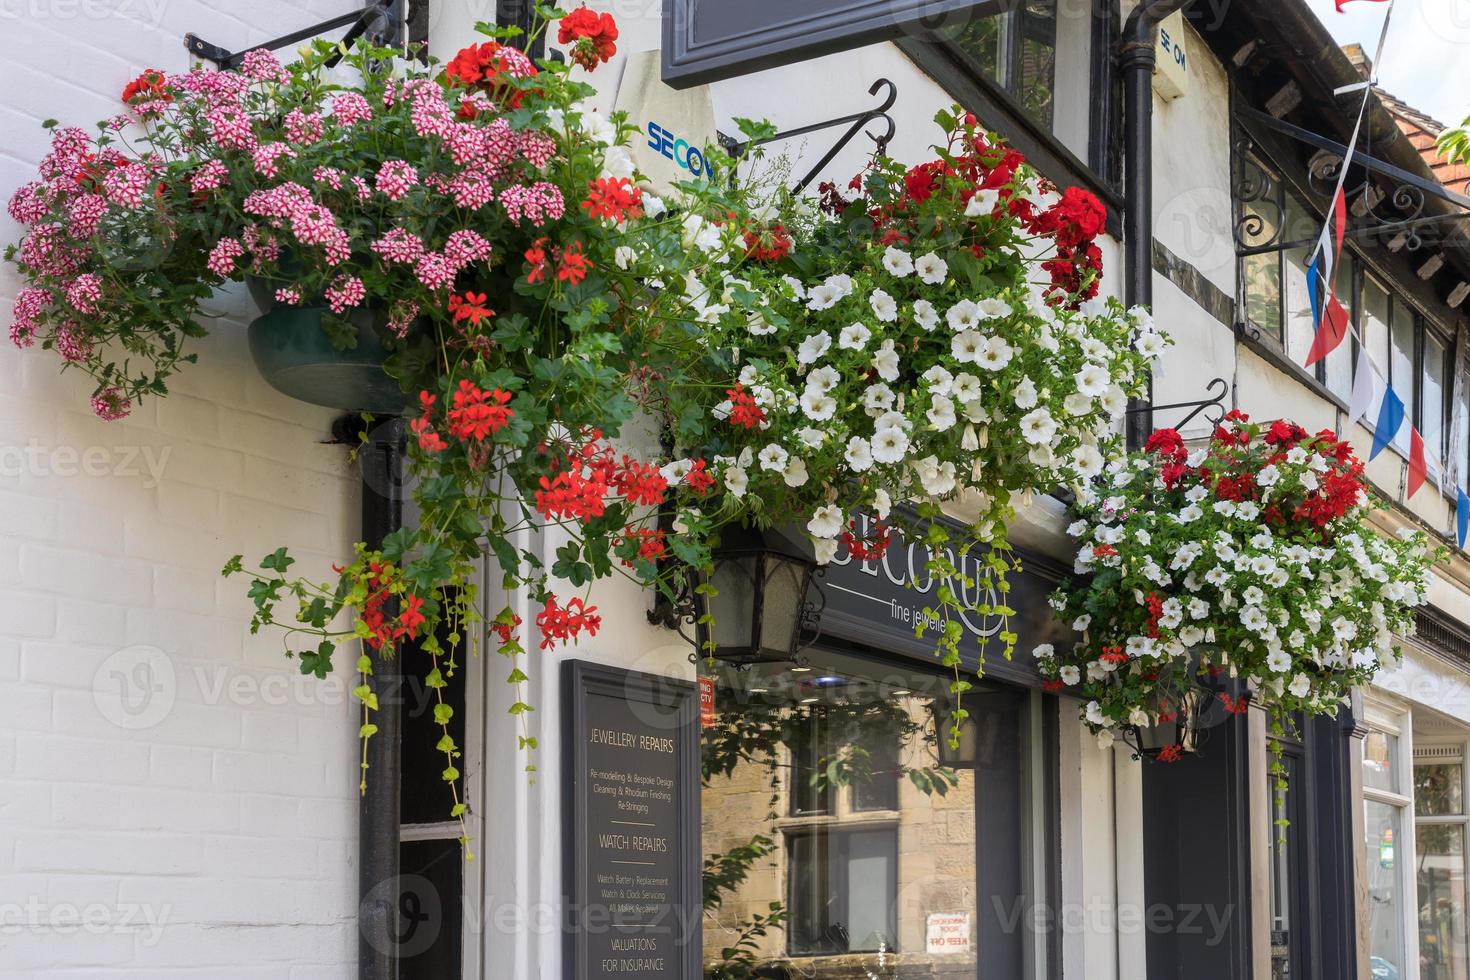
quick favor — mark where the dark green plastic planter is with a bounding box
[247,306,407,414]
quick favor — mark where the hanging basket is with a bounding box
[247,305,407,414]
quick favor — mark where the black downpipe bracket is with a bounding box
[351,415,408,980]
[1121,0,1189,451]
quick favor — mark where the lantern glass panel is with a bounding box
[708,554,758,651]
[756,555,807,658]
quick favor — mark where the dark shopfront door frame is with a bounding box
[1141,705,1357,980]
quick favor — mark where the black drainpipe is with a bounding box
[1121,0,1191,450]
[347,415,407,980]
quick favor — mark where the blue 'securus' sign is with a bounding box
[646,122,714,179]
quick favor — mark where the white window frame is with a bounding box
[1411,735,1470,980]
[1362,698,1418,980]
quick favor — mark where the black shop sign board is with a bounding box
[563,661,700,979]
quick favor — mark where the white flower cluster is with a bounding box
[1037,425,1436,748]
[689,243,1164,562]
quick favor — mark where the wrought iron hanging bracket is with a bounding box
[1125,377,1231,432]
[184,1,396,69]
[717,78,898,194]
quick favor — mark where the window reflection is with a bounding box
[700,654,1047,978]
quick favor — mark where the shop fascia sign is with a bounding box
[1154,10,1190,102]
[614,50,719,196]
[823,511,1010,643]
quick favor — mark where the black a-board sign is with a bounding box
[563,660,701,979]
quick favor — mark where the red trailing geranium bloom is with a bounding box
[491,611,523,647]
[742,224,792,262]
[556,6,619,70]
[537,595,601,649]
[398,593,427,638]
[535,469,608,522]
[840,519,891,561]
[611,458,668,507]
[581,177,642,222]
[619,528,667,565]
[684,459,715,496]
[121,69,170,107]
[444,41,538,105]
[725,385,765,429]
[446,380,514,441]
[557,242,590,285]
[524,239,549,284]
[449,291,493,325]
[1156,744,1184,763]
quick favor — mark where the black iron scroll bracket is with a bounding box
[184,1,397,69]
[1126,377,1231,433]
[717,78,899,194]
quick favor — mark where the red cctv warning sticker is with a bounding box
[925,911,971,955]
[698,676,716,728]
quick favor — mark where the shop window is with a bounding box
[1415,745,1470,980]
[787,827,899,955]
[1363,714,1415,980]
[1425,330,1452,464]
[701,655,1057,978]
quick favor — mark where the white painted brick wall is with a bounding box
[0,3,370,975]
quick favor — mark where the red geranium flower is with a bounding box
[446,380,514,441]
[444,41,538,106]
[449,291,494,325]
[121,69,170,107]
[581,177,642,222]
[556,241,590,285]
[557,6,619,71]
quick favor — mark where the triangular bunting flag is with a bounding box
[1348,352,1378,423]
[1306,254,1323,330]
[1306,294,1350,366]
[1408,427,1427,498]
[1458,488,1469,548]
[1333,187,1348,256]
[1370,385,1406,459]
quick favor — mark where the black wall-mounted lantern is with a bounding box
[650,525,823,669]
[693,526,822,668]
[1125,684,1212,760]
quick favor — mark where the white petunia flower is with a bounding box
[724,465,748,497]
[882,246,914,277]
[797,331,832,364]
[976,297,1012,320]
[1266,650,1291,673]
[869,288,899,322]
[797,427,826,449]
[758,444,789,471]
[914,456,957,495]
[1059,665,1081,686]
[1099,385,1128,418]
[871,426,910,464]
[928,395,957,431]
[915,251,948,284]
[613,245,637,270]
[1288,674,1312,698]
[1013,377,1039,409]
[838,322,871,350]
[807,283,843,311]
[863,383,896,414]
[783,457,809,487]
[1019,408,1057,445]
[923,365,955,396]
[1072,444,1105,479]
[964,188,1000,218]
[806,365,840,393]
[799,389,836,421]
[952,373,983,404]
[807,504,844,538]
[813,537,839,564]
[871,340,901,382]
[1063,392,1093,417]
[1075,363,1110,397]
[845,436,875,472]
[976,336,1014,371]
[873,488,892,520]
[952,330,986,364]
[947,300,981,332]
[913,299,940,331]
